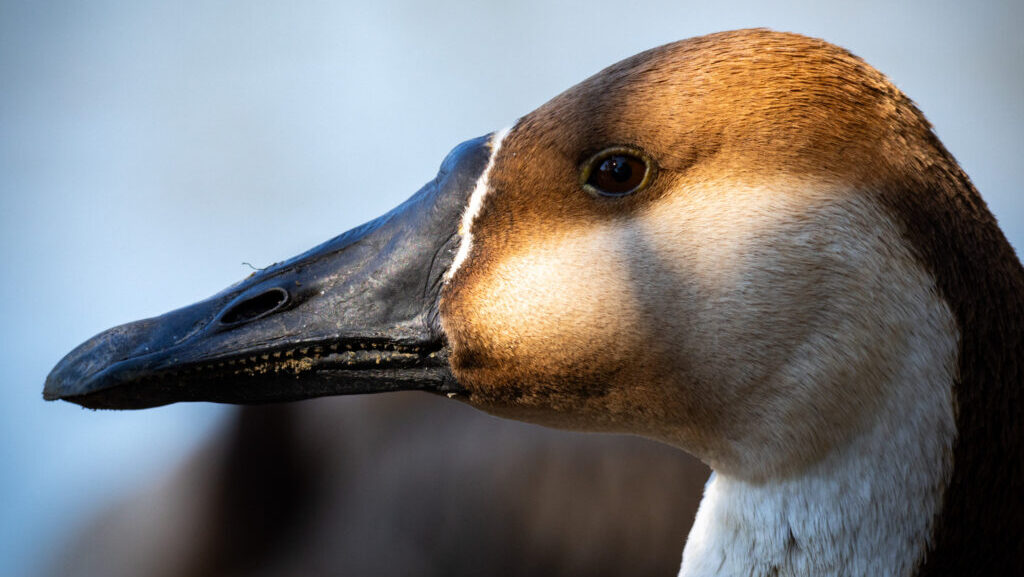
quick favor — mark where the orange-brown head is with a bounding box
[439,29,992,477]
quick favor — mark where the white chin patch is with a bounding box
[444,126,512,282]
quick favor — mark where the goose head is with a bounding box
[45,29,1023,575]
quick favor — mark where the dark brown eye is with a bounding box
[580,147,654,197]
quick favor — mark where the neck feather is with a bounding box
[879,162,1024,576]
[679,273,959,577]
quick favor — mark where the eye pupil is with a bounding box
[600,156,633,182]
[583,149,651,197]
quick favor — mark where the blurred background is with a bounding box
[2,1,1021,575]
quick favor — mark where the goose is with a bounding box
[45,29,1023,577]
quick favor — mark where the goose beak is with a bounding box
[43,135,492,409]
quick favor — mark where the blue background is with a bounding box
[2,1,1021,575]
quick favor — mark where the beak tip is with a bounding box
[43,316,168,406]
[43,364,74,402]
[43,371,84,404]
[44,351,123,407]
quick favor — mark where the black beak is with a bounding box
[43,135,493,409]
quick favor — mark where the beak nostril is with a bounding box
[220,288,289,327]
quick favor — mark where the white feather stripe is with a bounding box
[445,126,512,281]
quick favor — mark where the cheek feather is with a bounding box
[463,225,644,373]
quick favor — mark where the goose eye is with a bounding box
[581,147,653,197]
